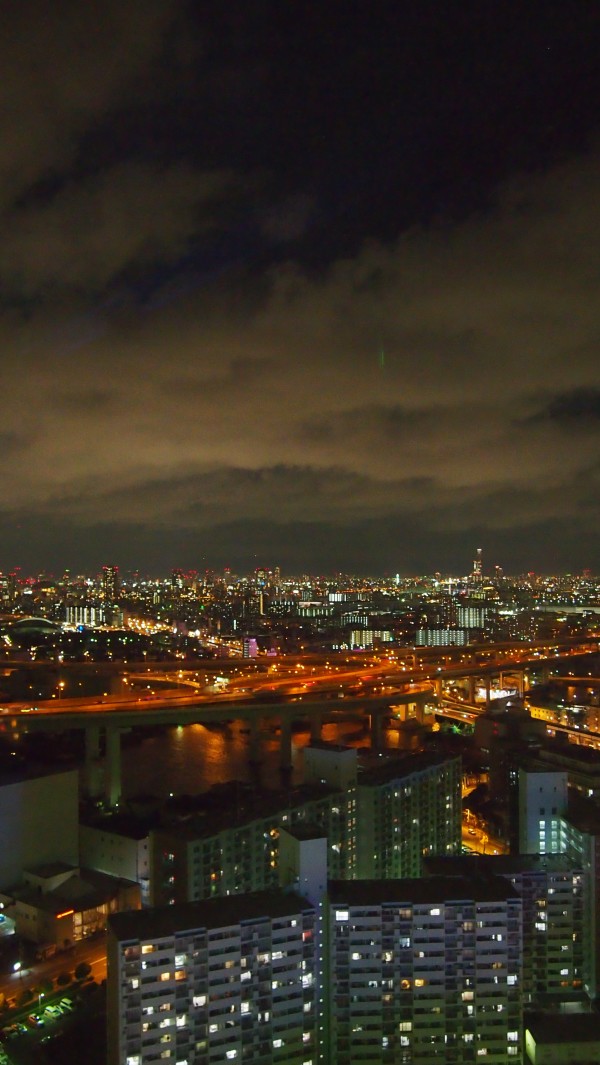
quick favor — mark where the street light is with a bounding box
[58,681,65,700]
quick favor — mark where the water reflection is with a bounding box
[121,718,414,799]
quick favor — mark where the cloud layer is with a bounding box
[0,5,598,573]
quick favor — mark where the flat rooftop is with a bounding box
[109,890,313,942]
[425,853,577,878]
[526,1011,600,1045]
[328,875,519,906]
[153,781,340,841]
[357,751,459,787]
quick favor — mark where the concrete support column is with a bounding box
[484,676,491,707]
[105,726,122,808]
[435,677,443,700]
[371,711,384,749]
[415,696,426,724]
[279,717,293,770]
[468,676,476,703]
[84,725,102,799]
[310,710,323,743]
[248,717,262,765]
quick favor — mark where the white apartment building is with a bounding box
[108,891,319,1065]
[108,872,524,1065]
[518,769,568,855]
[327,877,523,1065]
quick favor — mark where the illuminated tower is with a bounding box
[102,565,120,605]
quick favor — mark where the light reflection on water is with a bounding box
[121,718,410,798]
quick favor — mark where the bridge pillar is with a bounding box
[484,676,491,707]
[371,710,385,749]
[248,717,262,765]
[415,695,426,724]
[310,710,322,743]
[280,717,293,770]
[84,725,103,800]
[435,677,443,700]
[105,726,122,808]
[468,676,476,703]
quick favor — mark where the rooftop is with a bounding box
[109,890,313,942]
[328,875,519,906]
[526,1011,600,1045]
[357,751,459,787]
[424,854,577,878]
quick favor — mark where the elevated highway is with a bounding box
[1,638,597,806]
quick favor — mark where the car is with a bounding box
[26,1014,44,1028]
[44,1005,62,1018]
[59,998,74,1012]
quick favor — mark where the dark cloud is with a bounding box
[0,7,598,573]
[528,388,600,427]
[0,164,233,297]
[0,1,179,207]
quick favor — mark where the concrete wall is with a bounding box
[0,769,79,889]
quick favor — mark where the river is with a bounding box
[119,717,415,799]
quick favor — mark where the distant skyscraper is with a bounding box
[171,568,184,591]
[472,547,483,581]
[102,565,120,604]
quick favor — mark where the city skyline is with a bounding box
[1,5,599,574]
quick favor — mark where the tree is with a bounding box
[57,972,71,987]
[17,987,33,1007]
[74,962,92,982]
[39,978,54,995]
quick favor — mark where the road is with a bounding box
[1,639,596,722]
[0,937,106,1008]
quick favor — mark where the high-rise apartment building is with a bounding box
[107,891,319,1065]
[150,756,461,907]
[355,755,462,879]
[108,873,523,1065]
[518,768,568,855]
[426,854,585,1006]
[327,876,522,1065]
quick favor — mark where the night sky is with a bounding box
[1,2,599,576]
